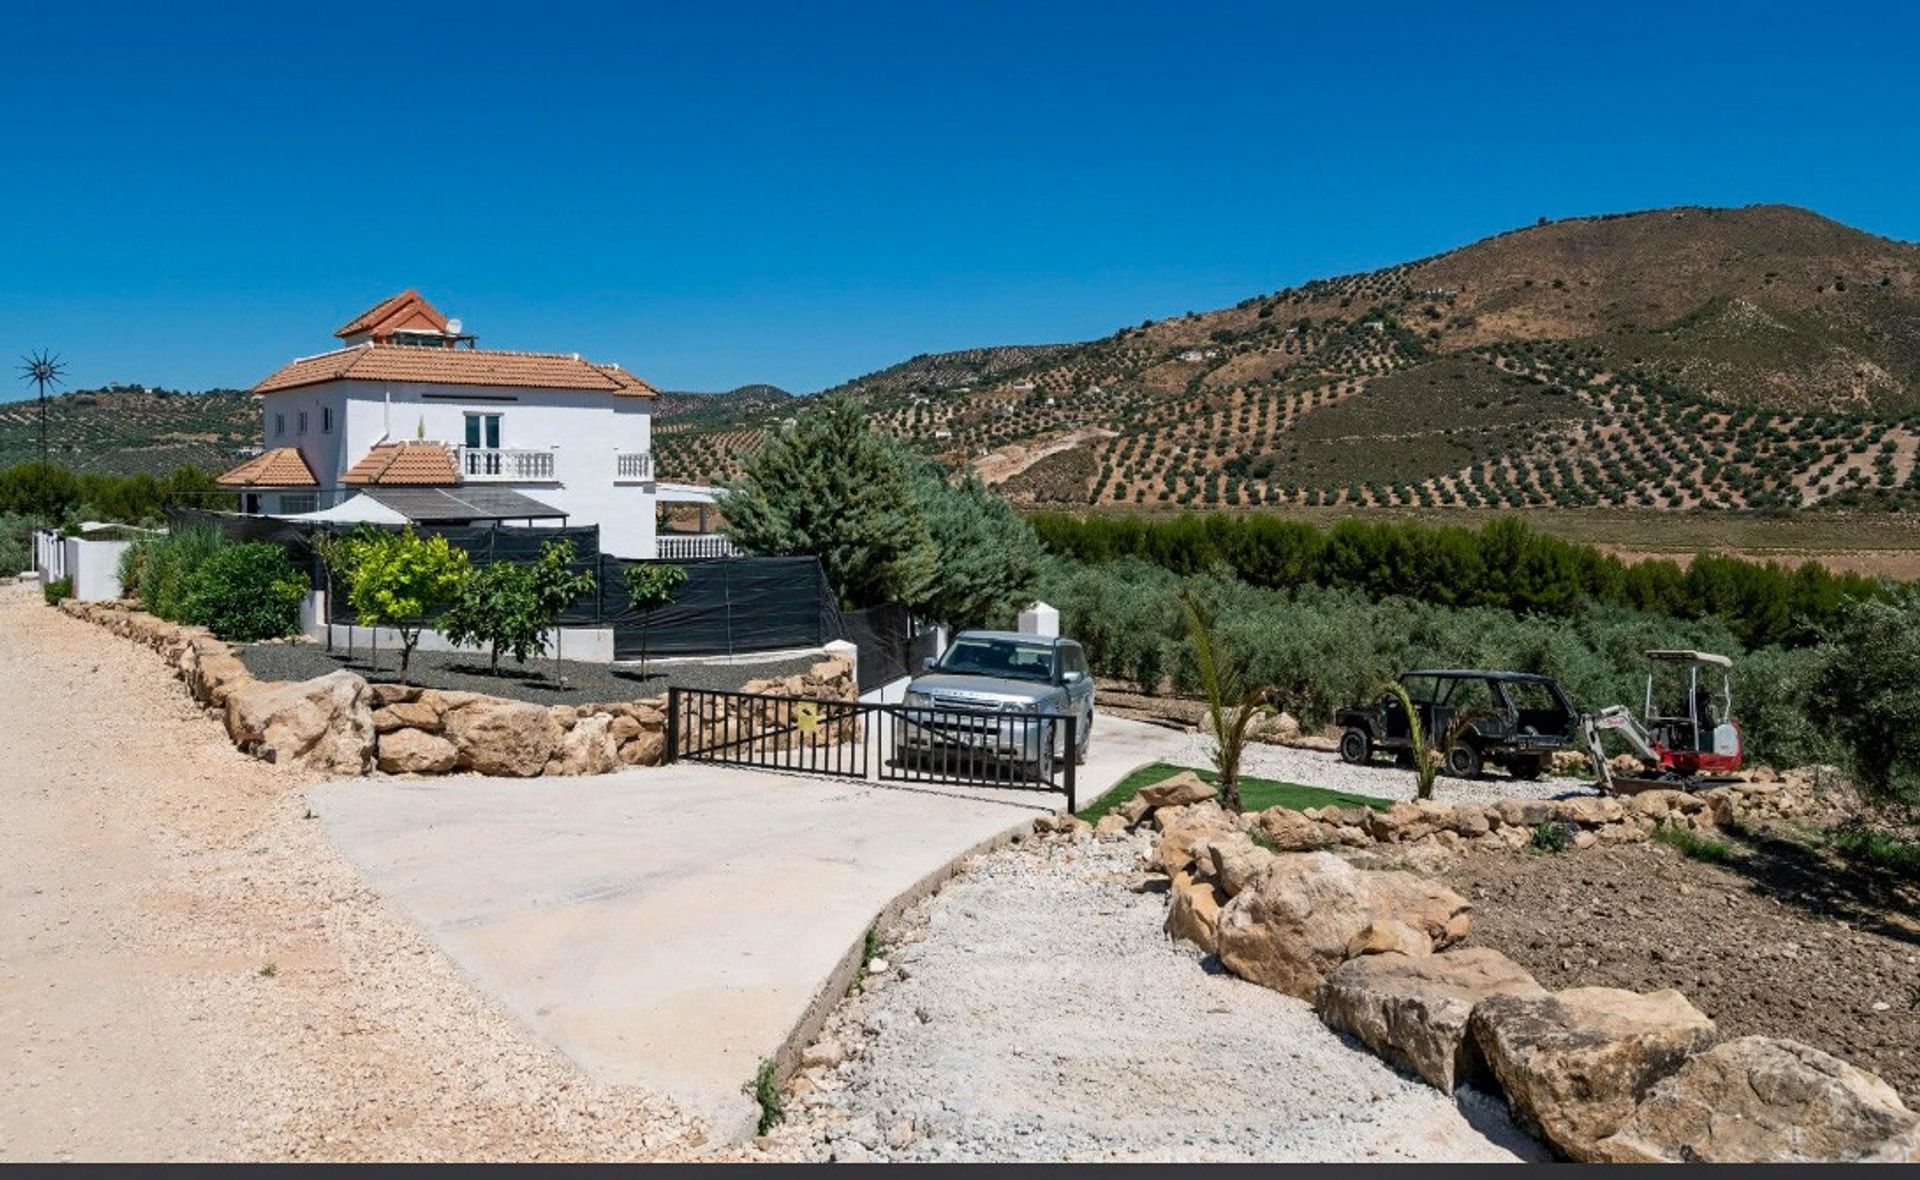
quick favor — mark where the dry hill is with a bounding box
[655,204,1920,515]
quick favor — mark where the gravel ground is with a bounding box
[237,641,818,706]
[1167,731,1594,805]
[0,584,729,1162]
[757,831,1547,1163]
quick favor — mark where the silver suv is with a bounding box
[902,631,1095,769]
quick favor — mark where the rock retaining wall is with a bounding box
[1041,770,1917,1163]
[62,598,856,780]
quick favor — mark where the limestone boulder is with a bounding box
[1200,834,1278,898]
[1555,796,1625,827]
[184,647,253,707]
[376,727,459,774]
[1213,852,1471,999]
[618,728,666,767]
[372,698,443,734]
[1138,771,1216,809]
[1468,986,1718,1161]
[1495,798,1556,828]
[1596,1036,1920,1163]
[1149,801,1234,875]
[1164,868,1227,954]
[545,712,619,776]
[1117,795,1152,826]
[1317,947,1546,1092]
[1250,807,1334,852]
[443,697,561,777]
[1093,812,1131,840]
[1343,918,1434,960]
[223,670,375,775]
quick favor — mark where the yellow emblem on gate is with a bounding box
[795,701,821,735]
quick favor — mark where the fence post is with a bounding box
[665,686,680,764]
[1063,715,1077,814]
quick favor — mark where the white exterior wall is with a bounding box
[60,537,133,601]
[259,378,658,558]
[263,384,354,483]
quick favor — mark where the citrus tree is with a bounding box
[440,559,543,675]
[624,562,687,678]
[344,528,471,680]
[528,540,597,682]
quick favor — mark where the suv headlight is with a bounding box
[905,690,932,707]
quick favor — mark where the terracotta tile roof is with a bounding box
[342,441,460,487]
[253,343,658,397]
[216,446,318,488]
[335,289,448,339]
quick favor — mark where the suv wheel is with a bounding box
[1444,742,1482,778]
[1510,755,1547,781]
[1339,727,1372,765]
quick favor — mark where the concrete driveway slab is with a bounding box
[309,714,1186,1140]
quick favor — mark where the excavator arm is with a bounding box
[1581,704,1661,792]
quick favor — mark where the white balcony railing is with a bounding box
[456,446,557,481]
[615,450,653,480]
[657,533,737,559]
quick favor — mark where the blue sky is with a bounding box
[1,1,1916,398]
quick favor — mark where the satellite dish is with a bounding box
[445,317,463,335]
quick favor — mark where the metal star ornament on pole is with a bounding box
[19,350,66,467]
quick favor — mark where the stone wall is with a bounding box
[1046,771,1918,1162]
[55,600,866,780]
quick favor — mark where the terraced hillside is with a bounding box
[655,205,1920,513]
[0,385,258,475]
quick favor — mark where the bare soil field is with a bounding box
[1440,836,1920,1102]
[0,583,720,1162]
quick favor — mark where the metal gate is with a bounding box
[667,686,1079,811]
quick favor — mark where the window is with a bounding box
[1060,644,1088,679]
[278,492,317,514]
[934,637,1057,684]
[464,412,502,449]
[321,406,333,433]
[274,413,285,438]
[297,410,308,434]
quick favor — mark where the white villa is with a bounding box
[217,290,721,559]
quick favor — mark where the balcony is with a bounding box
[657,533,737,559]
[615,450,654,481]
[456,446,557,482]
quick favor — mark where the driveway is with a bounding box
[309,713,1186,1139]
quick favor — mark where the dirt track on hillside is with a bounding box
[0,584,718,1162]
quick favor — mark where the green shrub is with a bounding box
[138,525,227,622]
[741,1058,784,1134]
[1828,822,1920,877]
[43,576,72,605]
[181,542,307,641]
[117,537,152,600]
[1529,821,1573,853]
[0,512,45,576]
[1652,822,1733,863]
[1807,595,1920,807]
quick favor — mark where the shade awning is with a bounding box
[273,494,411,526]
[654,482,727,506]
[360,485,568,523]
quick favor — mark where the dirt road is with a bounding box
[0,584,713,1162]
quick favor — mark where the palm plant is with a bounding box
[1381,680,1490,801]
[1182,592,1276,814]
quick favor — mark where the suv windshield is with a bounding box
[936,637,1056,684]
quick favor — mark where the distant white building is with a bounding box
[217,290,720,559]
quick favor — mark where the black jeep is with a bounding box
[1335,669,1578,780]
